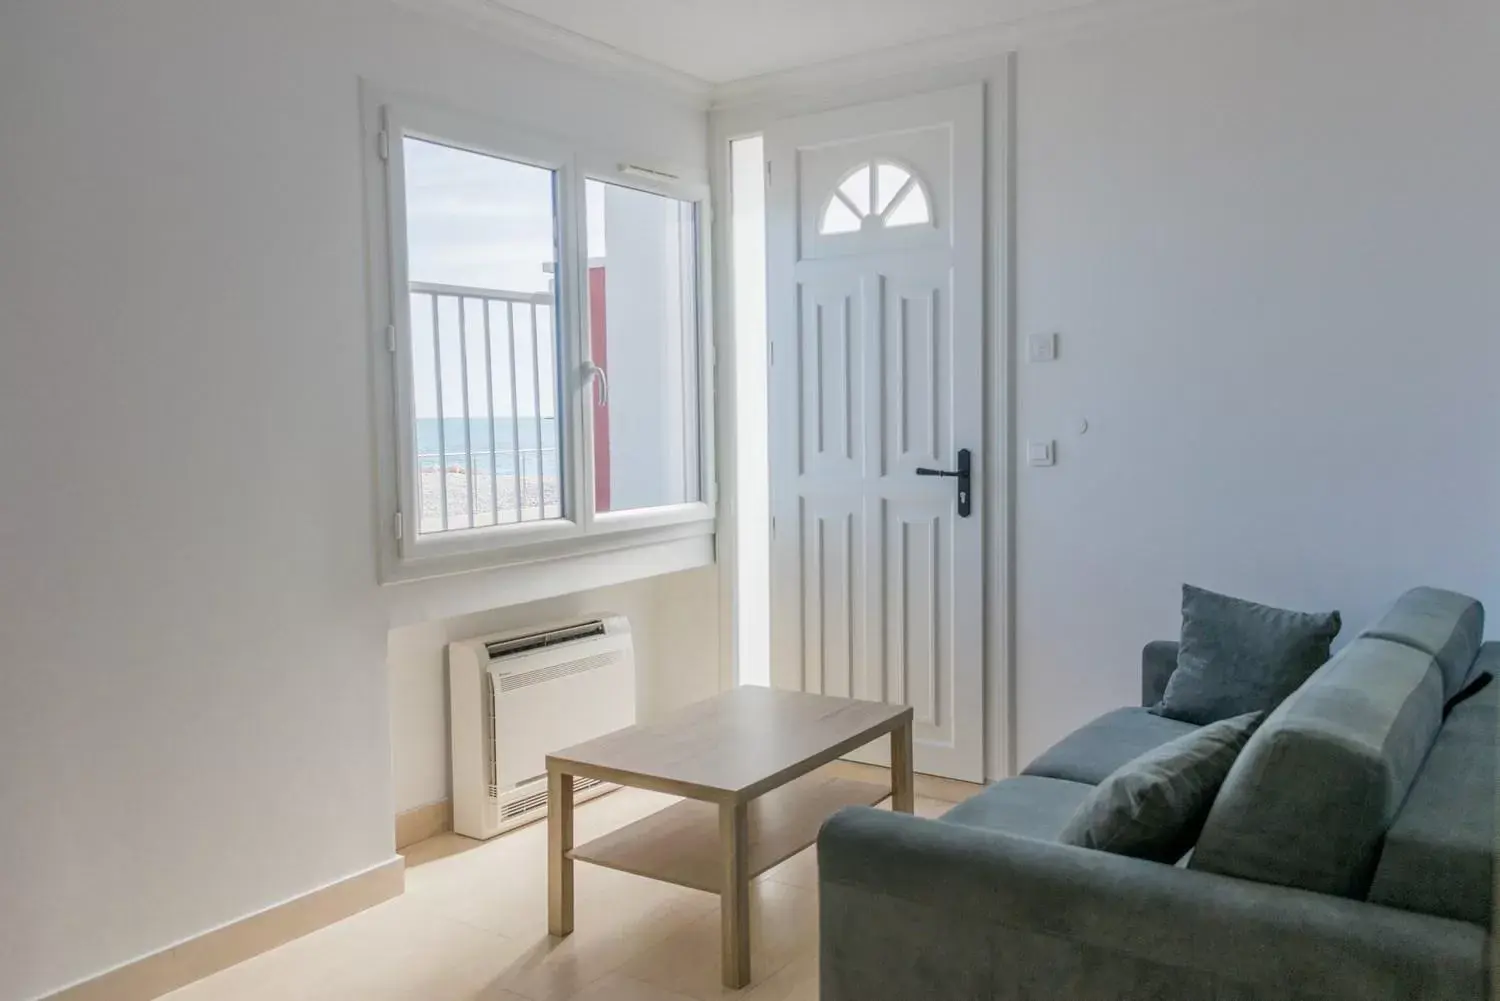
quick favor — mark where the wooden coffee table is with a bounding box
[546,687,914,988]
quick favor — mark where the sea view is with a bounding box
[415,416,559,477]
[414,416,562,532]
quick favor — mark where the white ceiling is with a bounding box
[484,0,1116,84]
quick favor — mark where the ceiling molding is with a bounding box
[709,0,1251,109]
[389,0,714,107]
[391,0,1255,114]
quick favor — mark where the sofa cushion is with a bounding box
[1152,584,1341,725]
[1367,650,1496,924]
[940,776,1094,841]
[1023,708,1200,785]
[1190,637,1444,898]
[1058,712,1262,863]
[1360,586,1485,700]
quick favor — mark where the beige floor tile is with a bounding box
[566,973,700,1001]
[163,890,530,1001]
[408,829,712,943]
[617,879,818,1000]
[490,889,711,1001]
[402,790,716,999]
[758,845,818,889]
[403,789,677,875]
[914,794,953,819]
[400,830,487,868]
[740,949,818,1001]
[162,782,968,1001]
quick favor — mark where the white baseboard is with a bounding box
[40,857,404,1001]
[395,799,453,849]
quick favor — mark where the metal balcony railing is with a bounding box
[410,282,562,534]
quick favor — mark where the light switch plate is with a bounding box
[1027,440,1055,467]
[1028,332,1058,363]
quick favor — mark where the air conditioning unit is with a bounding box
[449,615,635,840]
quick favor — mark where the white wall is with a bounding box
[1014,0,1500,764]
[0,2,710,997]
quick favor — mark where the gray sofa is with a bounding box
[819,587,1495,1001]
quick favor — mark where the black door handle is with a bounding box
[916,448,972,517]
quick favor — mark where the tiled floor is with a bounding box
[164,786,958,1001]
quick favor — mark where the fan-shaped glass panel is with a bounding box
[820,198,862,235]
[875,163,910,215]
[884,183,931,228]
[838,167,872,216]
[818,160,933,235]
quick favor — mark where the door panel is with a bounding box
[883,270,951,476]
[768,85,984,782]
[883,496,950,729]
[796,279,865,475]
[797,496,866,699]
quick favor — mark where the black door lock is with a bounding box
[916,448,972,517]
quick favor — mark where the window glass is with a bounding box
[584,180,702,514]
[404,138,563,534]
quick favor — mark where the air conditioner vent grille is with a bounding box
[485,620,606,660]
[496,776,605,819]
[498,651,622,693]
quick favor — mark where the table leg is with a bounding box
[548,769,574,937]
[891,719,915,814]
[719,800,751,989]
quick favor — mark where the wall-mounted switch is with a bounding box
[1028,332,1058,363]
[1027,440,1056,467]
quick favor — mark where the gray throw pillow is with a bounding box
[1058,711,1263,862]
[1151,584,1341,725]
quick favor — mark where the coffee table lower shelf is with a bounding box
[568,771,890,894]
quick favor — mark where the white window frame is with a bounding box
[363,90,716,584]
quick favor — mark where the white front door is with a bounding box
[765,86,985,782]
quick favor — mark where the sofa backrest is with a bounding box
[1189,637,1444,898]
[1366,643,1497,925]
[1360,586,1485,701]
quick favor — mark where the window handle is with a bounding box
[583,361,609,407]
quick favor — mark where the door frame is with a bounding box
[709,59,1017,782]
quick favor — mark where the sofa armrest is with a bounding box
[818,808,1484,1001]
[1141,639,1178,706]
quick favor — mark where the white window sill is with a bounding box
[383,522,715,628]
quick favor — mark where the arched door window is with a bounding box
[819,160,933,235]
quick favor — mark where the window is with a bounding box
[585,179,701,514]
[818,159,932,235]
[403,138,563,534]
[368,97,714,580]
